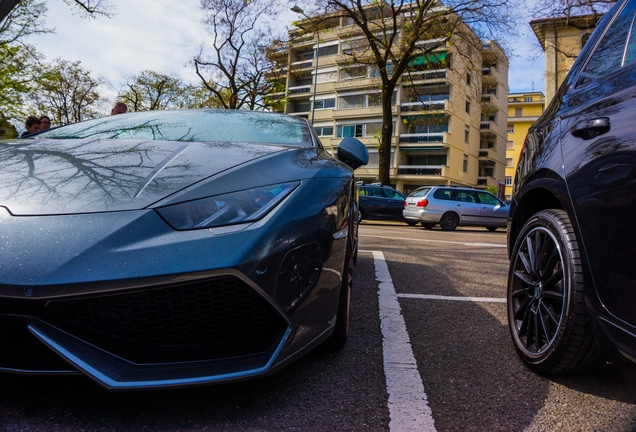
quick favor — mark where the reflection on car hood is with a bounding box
[0,138,289,215]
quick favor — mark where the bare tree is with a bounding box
[529,0,615,19]
[295,0,514,185]
[31,58,109,125]
[118,70,220,111]
[194,0,284,110]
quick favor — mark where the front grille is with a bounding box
[45,276,286,352]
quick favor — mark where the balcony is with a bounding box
[480,121,495,130]
[400,100,447,113]
[404,69,447,82]
[397,165,444,176]
[290,60,313,71]
[288,85,311,95]
[478,148,497,160]
[399,133,445,143]
[477,176,497,187]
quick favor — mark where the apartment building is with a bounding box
[531,14,601,104]
[505,92,545,200]
[266,8,508,195]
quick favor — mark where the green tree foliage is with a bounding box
[295,0,515,185]
[118,70,223,111]
[31,58,109,125]
[194,0,284,110]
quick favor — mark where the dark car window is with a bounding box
[455,191,477,203]
[584,0,636,76]
[383,189,405,199]
[433,188,453,200]
[477,192,500,206]
[361,187,383,197]
[37,110,312,146]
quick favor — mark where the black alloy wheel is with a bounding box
[486,226,498,232]
[406,220,419,226]
[422,223,435,230]
[439,212,458,231]
[507,209,605,374]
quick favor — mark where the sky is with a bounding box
[25,0,546,109]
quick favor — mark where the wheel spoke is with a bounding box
[514,296,533,320]
[525,235,536,271]
[542,247,560,278]
[513,271,534,288]
[533,231,544,273]
[519,251,532,276]
[543,268,564,292]
[537,303,554,345]
[540,302,560,327]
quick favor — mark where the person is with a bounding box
[39,115,51,131]
[20,116,41,137]
[110,102,128,116]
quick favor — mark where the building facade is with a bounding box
[530,14,601,104]
[505,92,545,200]
[267,10,509,194]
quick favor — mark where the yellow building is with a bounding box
[505,92,545,200]
[530,14,601,104]
[267,9,509,194]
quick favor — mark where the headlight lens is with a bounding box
[157,182,299,230]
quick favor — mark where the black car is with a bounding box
[0,109,368,390]
[507,0,636,374]
[358,184,416,225]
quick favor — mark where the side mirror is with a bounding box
[337,137,369,170]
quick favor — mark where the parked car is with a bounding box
[0,109,368,390]
[507,0,636,374]
[358,184,416,225]
[403,186,508,231]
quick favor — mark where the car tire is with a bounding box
[507,209,606,374]
[406,220,419,226]
[422,223,435,230]
[439,212,459,231]
[486,226,498,232]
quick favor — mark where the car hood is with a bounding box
[0,138,290,215]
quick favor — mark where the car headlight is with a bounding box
[156,182,299,230]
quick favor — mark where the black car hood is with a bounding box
[0,138,290,215]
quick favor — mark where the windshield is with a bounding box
[36,110,312,146]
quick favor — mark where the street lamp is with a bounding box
[291,5,319,125]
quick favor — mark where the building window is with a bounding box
[514,107,523,117]
[507,140,514,149]
[463,154,468,173]
[507,124,514,133]
[314,99,335,110]
[465,99,471,114]
[339,94,366,109]
[505,176,513,186]
[466,71,471,85]
[315,126,334,137]
[524,97,532,102]
[506,157,514,167]
[464,125,470,143]
[317,45,338,57]
[337,124,363,138]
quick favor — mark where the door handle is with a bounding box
[571,117,610,140]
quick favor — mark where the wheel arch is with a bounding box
[508,171,572,259]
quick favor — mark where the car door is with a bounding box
[476,191,508,226]
[380,188,406,219]
[359,186,383,218]
[559,0,636,328]
[452,190,481,224]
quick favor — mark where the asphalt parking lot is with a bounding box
[1,222,636,431]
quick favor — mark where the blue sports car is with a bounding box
[0,109,368,390]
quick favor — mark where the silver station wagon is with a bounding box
[403,186,509,231]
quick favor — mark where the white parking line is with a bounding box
[398,294,506,303]
[360,234,506,248]
[371,251,437,432]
